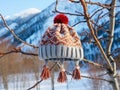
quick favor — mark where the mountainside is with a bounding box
[0,8,40,40]
[0,0,120,60]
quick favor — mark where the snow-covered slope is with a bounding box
[0,0,120,60]
[0,8,40,40]
[13,8,40,19]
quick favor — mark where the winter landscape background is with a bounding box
[0,0,120,90]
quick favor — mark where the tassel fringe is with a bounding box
[57,63,67,83]
[40,65,51,80]
[72,66,81,80]
[57,70,67,83]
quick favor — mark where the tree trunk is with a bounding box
[2,75,8,90]
[107,0,119,89]
[80,0,119,90]
[51,70,55,90]
[109,74,120,90]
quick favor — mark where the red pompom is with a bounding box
[54,14,69,24]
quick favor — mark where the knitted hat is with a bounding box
[39,14,84,82]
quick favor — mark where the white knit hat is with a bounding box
[39,14,84,82]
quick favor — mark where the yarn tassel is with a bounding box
[57,61,67,83]
[40,60,51,80]
[72,61,81,80]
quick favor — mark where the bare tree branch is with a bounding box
[69,0,110,8]
[27,79,43,90]
[72,20,86,27]
[0,14,38,48]
[90,7,104,18]
[55,62,112,83]
[81,75,113,83]
[106,0,119,89]
[90,12,109,32]
[69,0,120,9]
[99,12,109,19]
[80,0,113,71]
[68,71,113,83]
[111,48,120,56]
[90,20,108,31]
[27,62,58,90]
[106,0,116,57]
[53,0,84,16]
[78,30,91,37]
[115,11,120,17]
[97,72,109,77]
[95,11,103,24]
[0,46,38,59]
[86,1,110,8]
[69,0,80,3]
[83,59,105,68]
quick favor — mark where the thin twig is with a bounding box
[90,12,109,32]
[0,14,38,48]
[111,48,120,56]
[54,0,84,16]
[97,72,109,77]
[78,30,108,44]
[0,47,38,59]
[90,7,104,18]
[69,0,79,3]
[72,20,86,27]
[57,62,111,82]
[83,59,105,68]
[27,79,43,90]
[81,75,113,83]
[27,62,58,90]
[78,30,91,37]
[86,1,110,8]
[65,69,112,83]
[90,20,108,32]
[75,11,84,16]
[99,12,109,19]
[69,0,110,8]
[82,37,108,44]
[94,11,103,30]
[115,11,120,17]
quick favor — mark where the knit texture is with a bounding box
[39,23,83,60]
[40,23,82,47]
[39,14,83,83]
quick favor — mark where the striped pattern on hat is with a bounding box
[39,45,83,60]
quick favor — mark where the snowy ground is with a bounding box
[0,71,116,90]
